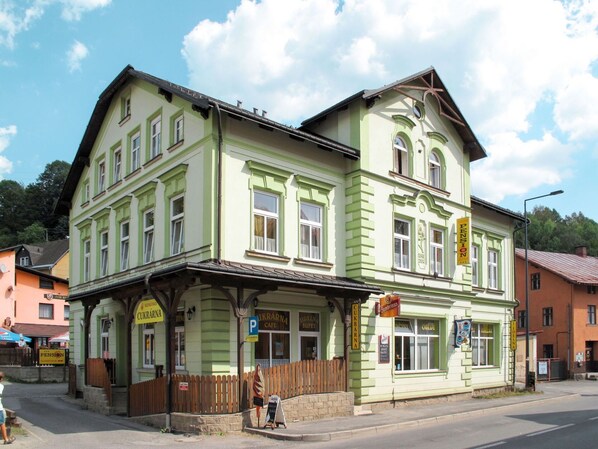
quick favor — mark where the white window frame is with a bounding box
[429,152,441,188]
[39,303,54,319]
[170,196,184,255]
[394,219,410,270]
[83,239,91,282]
[142,324,155,368]
[394,135,409,176]
[100,318,110,358]
[98,160,106,193]
[394,318,440,372]
[143,210,155,264]
[100,230,108,277]
[472,323,495,367]
[150,116,161,159]
[430,227,444,276]
[19,257,29,266]
[174,115,184,144]
[300,202,322,261]
[113,147,122,183]
[120,221,130,271]
[131,132,141,171]
[175,326,185,369]
[488,250,498,289]
[124,96,131,117]
[471,245,479,287]
[253,191,279,254]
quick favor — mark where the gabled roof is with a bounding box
[27,239,69,268]
[300,67,487,162]
[515,248,598,285]
[56,65,361,214]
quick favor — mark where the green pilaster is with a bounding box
[200,291,231,375]
[345,174,376,279]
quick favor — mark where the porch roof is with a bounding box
[12,323,69,338]
[67,259,383,303]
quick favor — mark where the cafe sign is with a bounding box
[135,299,164,325]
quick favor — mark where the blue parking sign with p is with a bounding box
[246,316,259,342]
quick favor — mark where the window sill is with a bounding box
[124,168,141,181]
[92,190,106,201]
[144,153,163,168]
[485,288,505,295]
[393,370,445,377]
[118,114,131,127]
[293,258,333,270]
[108,180,122,191]
[388,170,450,196]
[245,250,291,263]
[81,200,90,208]
[167,140,184,153]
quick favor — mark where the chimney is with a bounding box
[575,246,588,257]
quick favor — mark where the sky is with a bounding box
[1,0,597,221]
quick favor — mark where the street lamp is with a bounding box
[524,189,563,389]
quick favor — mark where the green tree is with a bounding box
[0,180,27,246]
[24,160,71,241]
[17,222,47,244]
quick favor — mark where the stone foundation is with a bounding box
[129,391,354,434]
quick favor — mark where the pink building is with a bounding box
[0,245,69,350]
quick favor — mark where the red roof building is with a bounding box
[515,246,598,377]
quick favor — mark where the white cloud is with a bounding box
[0,126,16,178]
[0,0,110,48]
[181,0,598,201]
[59,0,111,22]
[472,132,572,203]
[66,40,89,73]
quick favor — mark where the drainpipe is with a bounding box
[213,102,223,263]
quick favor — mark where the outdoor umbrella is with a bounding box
[0,329,31,343]
[49,332,69,343]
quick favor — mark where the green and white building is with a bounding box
[57,65,522,413]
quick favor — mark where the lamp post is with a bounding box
[524,189,563,389]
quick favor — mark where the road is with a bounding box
[2,380,598,448]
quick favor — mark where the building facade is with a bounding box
[515,246,598,377]
[57,65,521,410]
[0,246,69,349]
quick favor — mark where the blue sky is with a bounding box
[1,0,597,221]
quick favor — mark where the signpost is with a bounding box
[246,316,259,343]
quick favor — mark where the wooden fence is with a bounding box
[86,358,112,406]
[128,359,345,417]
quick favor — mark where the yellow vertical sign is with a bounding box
[457,217,470,265]
[351,302,360,350]
[510,320,517,351]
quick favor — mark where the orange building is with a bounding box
[0,245,69,350]
[515,246,598,378]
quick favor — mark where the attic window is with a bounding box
[19,257,30,266]
[413,104,424,120]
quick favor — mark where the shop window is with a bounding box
[472,323,495,367]
[255,309,290,368]
[143,324,155,368]
[394,318,439,371]
[299,312,320,361]
[175,309,185,369]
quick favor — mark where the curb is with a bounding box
[244,393,579,442]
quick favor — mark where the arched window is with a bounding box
[429,151,441,188]
[394,135,409,176]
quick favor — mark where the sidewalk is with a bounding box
[245,384,577,442]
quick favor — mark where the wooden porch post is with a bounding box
[82,299,99,386]
[146,275,190,431]
[115,294,140,417]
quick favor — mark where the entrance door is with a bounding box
[300,335,319,361]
